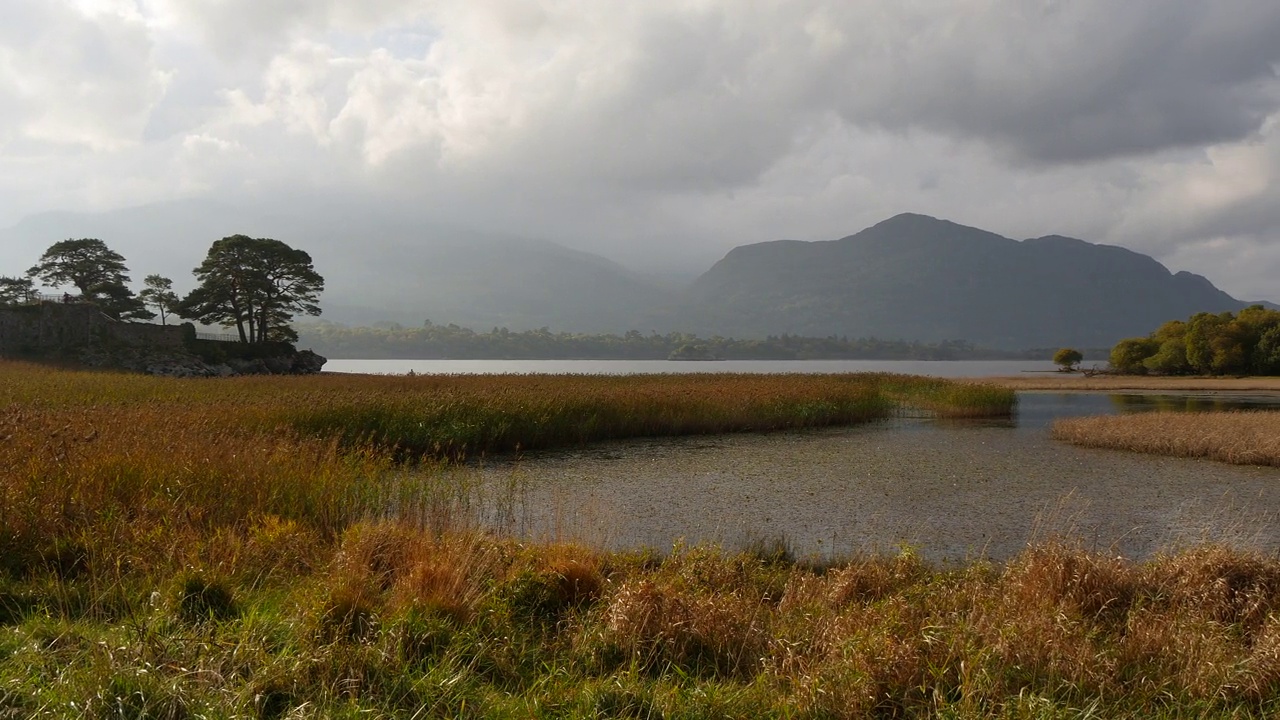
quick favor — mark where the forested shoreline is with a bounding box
[296,320,1078,361]
[1110,305,1280,375]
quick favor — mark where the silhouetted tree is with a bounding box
[26,238,152,320]
[0,276,37,305]
[179,235,323,343]
[139,274,181,325]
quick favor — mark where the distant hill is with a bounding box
[3,204,1264,348]
[341,236,669,333]
[654,213,1253,350]
[0,199,667,333]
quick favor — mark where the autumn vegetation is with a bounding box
[7,361,1280,716]
[1053,410,1280,467]
[1110,305,1280,376]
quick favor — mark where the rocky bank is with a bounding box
[77,346,328,378]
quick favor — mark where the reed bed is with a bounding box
[0,362,1014,576]
[1053,410,1280,466]
[0,362,1016,459]
[878,374,1020,418]
[282,373,905,458]
[37,359,1280,716]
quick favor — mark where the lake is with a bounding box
[326,358,1067,376]
[444,392,1280,564]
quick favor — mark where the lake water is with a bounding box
[449,392,1280,563]
[326,358,1067,376]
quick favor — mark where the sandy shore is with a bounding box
[977,374,1280,393]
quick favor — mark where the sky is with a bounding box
[2,0,1280,300]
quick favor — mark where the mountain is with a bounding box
[0,199,667,333]
[656,213,1251,349]
[335,236,670,332]
[3,203,1261,348]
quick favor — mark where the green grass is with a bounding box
[5,535,1280,717]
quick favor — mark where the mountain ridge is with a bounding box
[658,213,1253,349]
[2,203,1269,348]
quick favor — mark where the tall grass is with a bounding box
[877,373,1020,418]
[1053,410,1280,466]
[283,374,905,458]
[0,362,1013,577]
[6,529,1280,717]
[37,360,1267,716]
[0,402,390,579]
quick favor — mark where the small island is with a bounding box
[666,342,724,361]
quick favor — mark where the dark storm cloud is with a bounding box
[821,1,1280,164]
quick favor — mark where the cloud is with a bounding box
[172,1,1280,179]
[820,1,1280,164]
[3,0,1280,303]
[0,0,169,152]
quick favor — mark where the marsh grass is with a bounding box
[7,530,1280,717]
[1053,410,1280,466]
[18,360,1280,715]
[879,374,1020,418]
[280,373,909,458]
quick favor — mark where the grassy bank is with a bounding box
[6,529,1280,717]
[1053,411,1280,467]
[26,361,1280,715]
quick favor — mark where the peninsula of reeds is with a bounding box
[1053,410,1280,467]
[8,360,1280,716]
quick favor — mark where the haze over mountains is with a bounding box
[0,203,1266,350]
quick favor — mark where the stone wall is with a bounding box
[109,320,185,348]
[0,301,184,355]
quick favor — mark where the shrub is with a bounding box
[1052,347,1083,371]
[174,573,237,625]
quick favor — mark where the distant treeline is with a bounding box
[296,320,1082,361]
[1110,305,1280,375]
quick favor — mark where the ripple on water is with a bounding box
[473,412,1280,563]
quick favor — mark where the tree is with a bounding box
[1052,347,1083,372]
[1109,337,1159,374]
[1255,325,1280,376]
[139,274,181,325]
[26,238,152,320]
[1182,312,1229,374]
[178,235,324,343]
[1142,319,1189,374]
[0,276,37,305]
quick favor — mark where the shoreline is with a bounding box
[977,374,1280,393]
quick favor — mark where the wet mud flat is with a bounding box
[471,395,1280,563]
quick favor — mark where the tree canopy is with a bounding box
[139,274,181,326]
[1052,347,1083,371]
[0,276,36,305]
[1109,306,1280,376]
[26,238,152,320]
[178,235,323,343]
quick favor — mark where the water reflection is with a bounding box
[1013,392,1280,430]
[461,392,1280,563]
